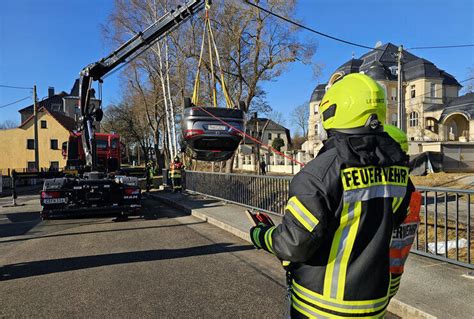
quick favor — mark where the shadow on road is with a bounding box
[0,221,206,244]
[0,212,42,238]
[0,242,253,281]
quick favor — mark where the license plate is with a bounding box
[87,194,101,201]
[44,198,67,204]
[207,125,227,131]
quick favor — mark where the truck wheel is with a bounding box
[113,211,129,222]
[184,97,192,108]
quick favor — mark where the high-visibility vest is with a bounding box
[170,162,183,178]
[390,191,421,274]
[388,191,421,298]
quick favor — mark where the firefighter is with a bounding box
[146,162,153,192]
[170,156,184,193]
[250,73,415,318]
[383,124,421,299]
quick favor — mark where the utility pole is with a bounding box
[256,116,260,174]
[33,85,39,172]
[397,45,406,133]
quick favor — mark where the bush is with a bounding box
[272,137,285,151]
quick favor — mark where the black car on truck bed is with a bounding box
[40,175,141,219]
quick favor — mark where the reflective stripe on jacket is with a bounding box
[170,162,184,178]
[252,132,414,318]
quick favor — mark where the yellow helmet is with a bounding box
[319,73,386,131]
[384,124,408,153]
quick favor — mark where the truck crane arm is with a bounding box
[78,0,206,170]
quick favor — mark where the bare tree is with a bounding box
[266,110,287,126]
[102,100,154,166]
[103,0,319,172]
[0,120,18,130]
[291,101,309,137]
[463,66,474,94]
[178,0,317,112]
[103,0,187,167]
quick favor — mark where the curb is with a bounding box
[148,192,252,243]
[387,299,436,319]
[148,192,437,319]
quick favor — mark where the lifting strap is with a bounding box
[195,105,306,167]
[191,2,233,108]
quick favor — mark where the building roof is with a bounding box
[439,93,474,121]
[69,78,98,98]
[331,42,461,86]
[19,107,77,131]
[244,118,292,146]
[18,79,97,114]
[247,118,289,132]
[18,92,68,114]
[310,84,327,103]
[49,111,77,131]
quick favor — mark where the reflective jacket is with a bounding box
[252,132,414,318]
[170,161,184,178]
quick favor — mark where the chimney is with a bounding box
[48,87,55,97]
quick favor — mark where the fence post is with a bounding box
[11,170,17,206]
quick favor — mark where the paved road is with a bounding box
[0,194,400,318]
[0,195,288,318]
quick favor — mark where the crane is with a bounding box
[40,0,207,219]
[79,0,207,171]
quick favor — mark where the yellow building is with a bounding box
[0,107,76,174]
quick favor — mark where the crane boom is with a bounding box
[78,0,206,170]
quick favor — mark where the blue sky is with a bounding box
[1,0,473,134]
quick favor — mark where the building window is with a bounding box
[268,133,272,140]
[430,83,436,97]
[426,118,438,133]
[27,162,36,172]
[277,133,281,139]
[50,139,58,150]
[51,103,62,112]
[389,66,398,76]
[41,120,47,129]
[391,113,398,126]
[49,161,59,171]
[391,88,397,101]
[411,85,416,99]
[409,112,419,127]
[27,139,35,150]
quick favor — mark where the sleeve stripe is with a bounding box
[264,226,276,254]
[286,196,319,232]
[393,197,404,213]
[253,227,262,248]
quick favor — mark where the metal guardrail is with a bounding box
[415,186,472,269]
[185,171,291,215]
[185,171,473,269]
